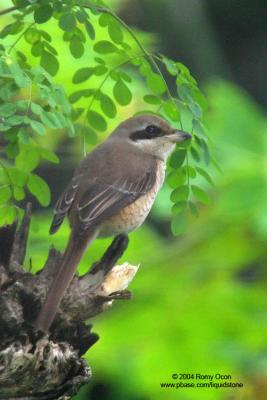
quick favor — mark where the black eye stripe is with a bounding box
[130,125,164,141]
[146,125,158,134]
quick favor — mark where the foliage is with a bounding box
[26,76,267,398]
[0,0,213,232]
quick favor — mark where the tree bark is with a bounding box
[0,205,138,399]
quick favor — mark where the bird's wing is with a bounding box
[49,174,81,234]
[76,166,157,234]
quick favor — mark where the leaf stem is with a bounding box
[186,153,190,187]
[79,3,180,120]
[104,10,177,109]
[82,53,145,155]
[87,55,142,113]
[8,22,35,54]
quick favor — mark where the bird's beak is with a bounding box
[166,130,192,143]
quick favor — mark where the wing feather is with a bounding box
[76,169,156,234]
[49,175,81,234]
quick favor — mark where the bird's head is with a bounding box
[110,114,191,161]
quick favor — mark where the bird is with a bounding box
[35,114,191,332]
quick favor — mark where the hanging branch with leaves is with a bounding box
[0,0,215,234]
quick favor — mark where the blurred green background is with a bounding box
[2,1,267,399]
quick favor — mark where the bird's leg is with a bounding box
[89,234,129,277]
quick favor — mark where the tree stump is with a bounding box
[0,204,138,399]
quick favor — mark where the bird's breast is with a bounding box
[99,160,166,237]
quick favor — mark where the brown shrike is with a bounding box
[35,114,191,331]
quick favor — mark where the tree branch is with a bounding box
[0,205,138,399]
[0,6,17,17]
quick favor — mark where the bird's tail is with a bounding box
[35,230,97,332]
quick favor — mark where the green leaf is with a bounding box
[24,28,41,44]
[14,186,25,201]
[171,212,187,236]
[0,103,16,117]
[69,89,94,103]
[163,102,180,122]
[110,70,120,81]
[87,110,107,132]
[131,57,142,66]
[177,83,193,102]
[0,168,6,183]
[31,41,43,57]
[18,130,30,144]
[16,100,28,112]
[189,201,199,217]
[7,168,28,187]
[176,62,195,83]
[146,73,166,95]
[94,40,118,54]
[98,13,111,27]
[200,140,210,165]
[0,205,16,226]
[188,102,202,118]
[140,61,153,78]
[186,165,196,178]
[192,119,206,137]
[191,185,210,205]
[143,95,161,105]
[0,185,12,203]
[6,142,19,159]
[95,57,106,65]
[27,173,51,206]
[108,21,123,44]
[94,65,108,76]
[40,51,59,76]
[34,4,53,24]
[0,24,13,39]
[40,111,63,129]
[59,13,76,32]
[167,169,186,188]
[9,63,29,87]
[40,30,52,42]
[76,9,87,23]
[81,125,98,145]
[100,94,117,118]
[52,86,71,114]
[121,43,132,52]
[160,55,177,76]
[4,129,17,142]
[76,29,86,43]
[30,119,46,135]
[65,119,75,137]
[85,20,95,40]
[118,71,132,83]
[72,107,84,121]
[16,146,40,172]
[196,167,214,185]
[172,201,187,215]
[170,185,189,202]
[5,115,25,126]
[44,41,58,56]
[31,102,43,115]
[40,148,59,164]
[170,149,186,168]
[190,147,201,162]
[113,80,132,106]
[72,67,94,84]
[70,36,84,59]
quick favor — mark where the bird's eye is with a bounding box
[130,124,163,141]
[146,125,158,134]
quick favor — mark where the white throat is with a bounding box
[131,138,176,162]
